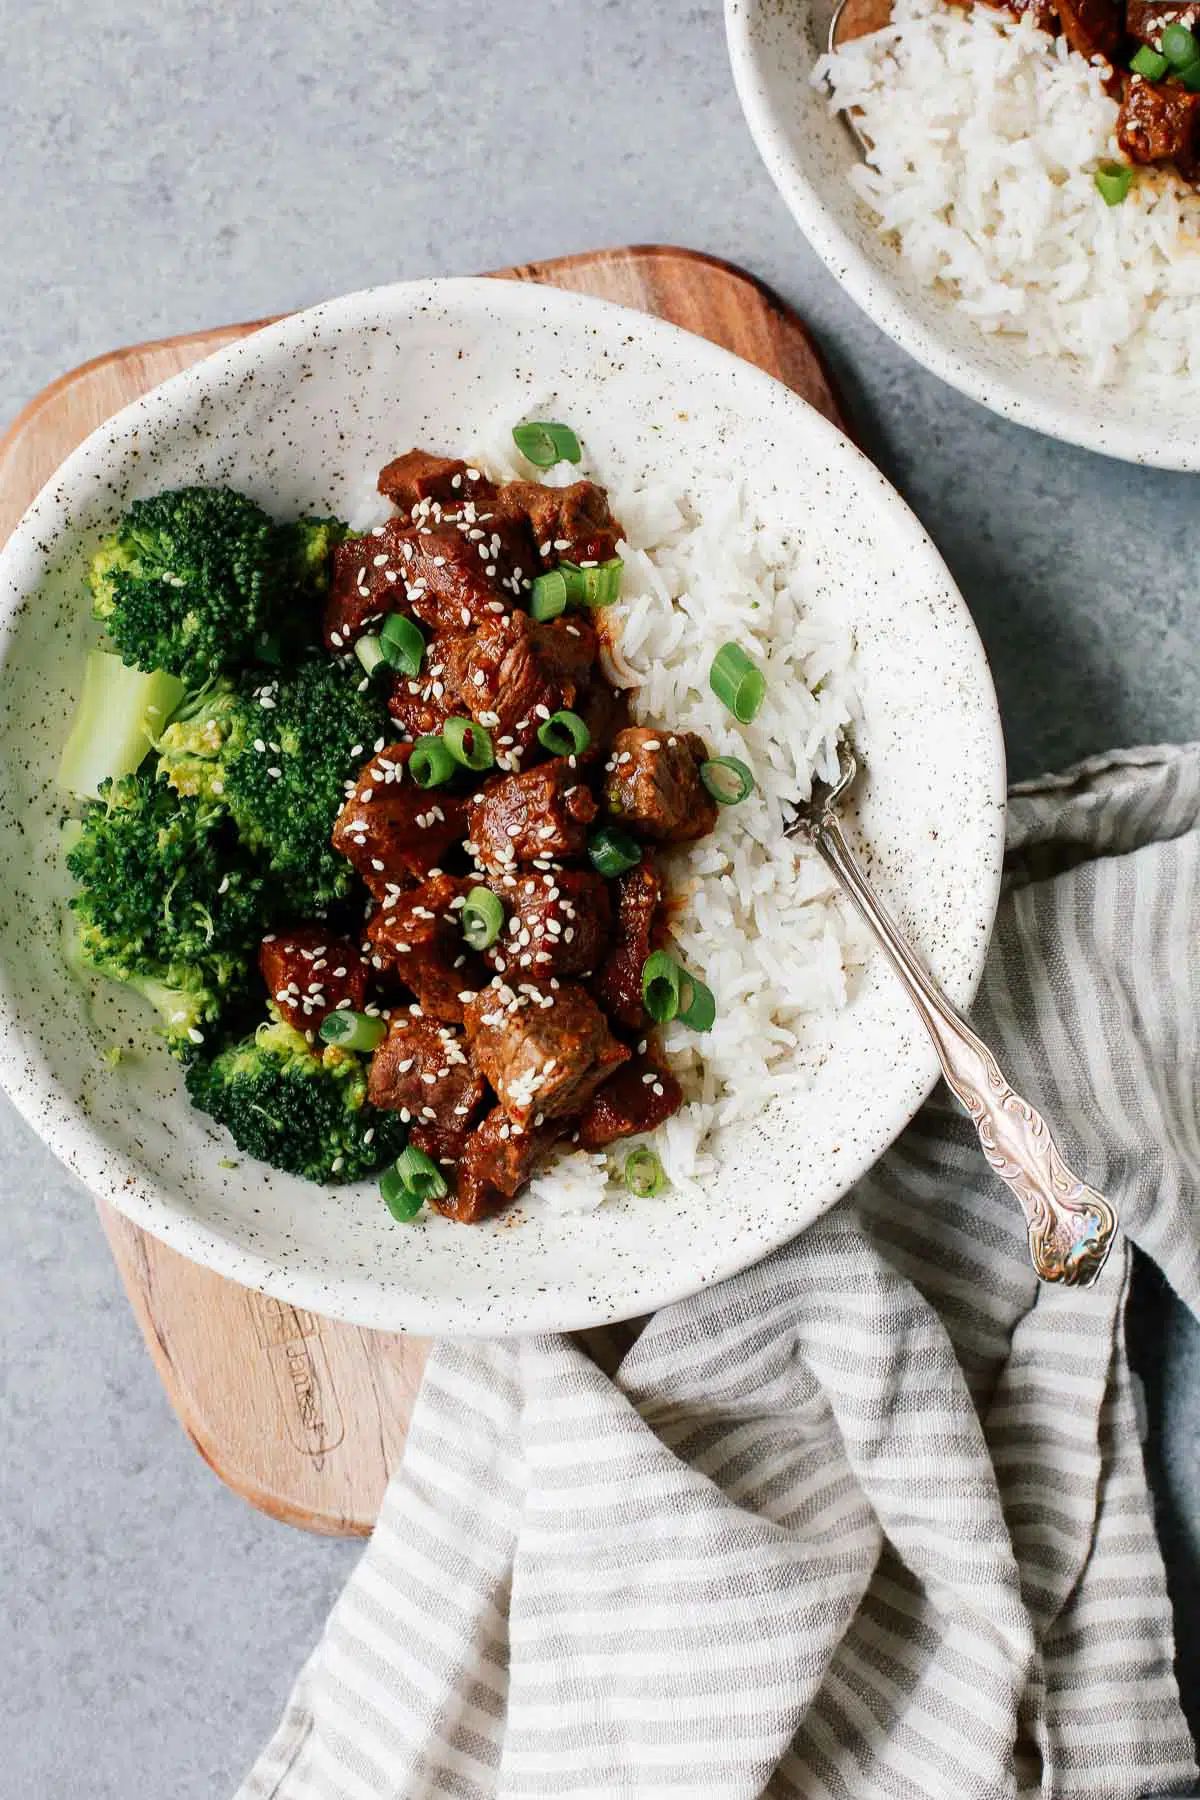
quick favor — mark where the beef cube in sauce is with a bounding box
[333,744,467,896]
[437,1108,568,1223]
[377,450,496,514]
[367,1013,486,1153]
[259,926,367,1035]
[1118,76,1200,178]
[400,514,535,638]
[386,633,462,741]
[324,520,410,652]
[463,980,629,1130]
[576,1045,683,1150]
[367,872,483,1024]
[593,861,663,1030]
[466,760,597,874]
[501,480,624,568]
[440,613,597,764]
[604,727,718,844]
[484,867,612,980]
[1127,0,1200,45]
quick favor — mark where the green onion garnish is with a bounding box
[530,569,569,620]
[1161,20,1199,67]
[512,420,582,468]
[677,974,717,1033]
[700,756,754,806]
[319,1010,388,1052]
[588,824,642,878]
[578,558,624,608]
[642,951,682,1023]
[410,735,456,788]
[380,611,426,677]
[537,709,591,756]
[355,633,387,677]
[442,717,494,771]
[710,642,766,724]
[395,1144,450,1203]
[381,1167,425,1221]
[1094,162,1133,206]
[1181,57,1200,88]
[462,885,504,950]
[1130,43,1170,77]
[624,1147,667,1198]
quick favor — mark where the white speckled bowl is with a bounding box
[0,278,1004,1334]
[726,0,1200,471]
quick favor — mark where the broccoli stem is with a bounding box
[58,650,185,800]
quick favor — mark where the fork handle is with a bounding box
[812,813,1116,1287]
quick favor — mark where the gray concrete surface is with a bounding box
[0,1,1196,1794]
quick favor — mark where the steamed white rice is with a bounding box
[814,0,1200,384]
[451,421,866,1216]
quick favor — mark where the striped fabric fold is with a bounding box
[239,745,1200,1800]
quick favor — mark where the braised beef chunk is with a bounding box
[378,450,496,514]
[1127,0,1200,44]
[593,862,663,1029]
[333,745,468,896]
[500,480,624,568]
[400,514,536,638]
[464,980,629,1129]
[324,520,410,651]
[438,613,597,763]
[467,760,597,873]
[367,1014,486,1148]
[437,1108,568,1222]
[604,727,718,844]
[483,868,612,980]
[366,872,482,1023]
[1054,0,1122,60]
[259,927,367,1035]
[386,633,462,740]
[1118,77,1200,177]
[576,1046,683,1150]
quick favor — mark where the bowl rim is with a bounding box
[0,274,1007,1333]
[724,0,1200,474]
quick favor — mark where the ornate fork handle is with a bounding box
[809,812,1116,1287]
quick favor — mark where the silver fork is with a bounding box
[788,744,1117,1287]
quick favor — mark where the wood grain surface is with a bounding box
[0,246,848,1536]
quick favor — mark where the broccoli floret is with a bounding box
[89,488,345,685]
[185,1019,407,1183]
[65,771,268,1057]
[156,660,387,905]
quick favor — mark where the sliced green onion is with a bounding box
[1130,42,1170,77]
[380,611,426,677]
[588,824,643,878]
[319,1010,388,1052]
[677,974,717,1033]
[530,568,569,620]
[537,709,591,756]
[442,717,494,771]
[642,951,683,1023]
[1094,162,1133,206]
[710,642,766,724]
[1161,20,1200,67]
[578,557,624,608]
[355,632,387,677]
[395,1144,450,1203]
[624,1146,667,1198]
[410,735,456,788]
[512,420,582,468]
[700,756,754,806]
[381,1167,424,1221]
[1181,56,1200,88]
[462,885,504,950]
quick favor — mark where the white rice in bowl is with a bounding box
[813,0,1200,384]
[445,419,870,1217]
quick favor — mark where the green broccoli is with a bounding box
[155,659,387,905]
[185,1019,408,1183]
[89,488,345,685]
[65,771,269,1057]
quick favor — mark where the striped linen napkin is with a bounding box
[239,744,1200,1800]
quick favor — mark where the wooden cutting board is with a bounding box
[0,247,849,1536]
